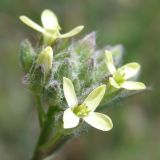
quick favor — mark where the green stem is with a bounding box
[98,88,148,111]
[35,95,46,128]
[31,106,64,160]
[39,131,62,150]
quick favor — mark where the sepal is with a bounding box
[29,65,46,95]
[19,39,36,73]
[45,81,63,107]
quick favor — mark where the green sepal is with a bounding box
[78,58,95,88]
[44,81,63,107]
[74,32,96,61]
[29,65,46,95]
[19,39,36,73]
[53,58,72,82]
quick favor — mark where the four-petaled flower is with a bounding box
[63,77,113,131]
[105,50,146,90]
[20,9,84,45]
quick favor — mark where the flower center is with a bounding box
[43,30,60,44]
[72,104,90,117]
[113,69,126,84]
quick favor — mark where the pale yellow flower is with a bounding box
[105,50,146,90]
[63,77,113,131]
[20,9,84,45]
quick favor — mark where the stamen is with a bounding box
[72,104,90,117]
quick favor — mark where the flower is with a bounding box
[105,50,146,90]
[36,46,53,77]
[63,77,113,131]
[19,9,84,45]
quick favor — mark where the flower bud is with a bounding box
[73,32,96,61]
[54,58,72,82]
[19,39,35,73]
[29,65,45,95]
[45,81,63,107]
[36,46,53,78]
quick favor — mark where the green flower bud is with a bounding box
[78,58,94,88]
[74,32,96,61]
[54,58,72,82]
[28,46,53,95]
[19,39,35,73]
[45,81,63,107]
[29,65,45,95]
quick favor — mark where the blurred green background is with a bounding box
[0,0,160,159]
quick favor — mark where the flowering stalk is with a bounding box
[31,106,62,160]
[19,9,147,160]
[35,95,46,128]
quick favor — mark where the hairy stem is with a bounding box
[98,88,148,111]
[35,95,46,128]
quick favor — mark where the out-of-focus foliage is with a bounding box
[0,0,160,160]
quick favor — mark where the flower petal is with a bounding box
[63,77,78,107]
[119,63,140,80]
[121,81,146,90]
[19,16,44,33]
[59,26,84,39]
[109,77,121,89]
[105,50,116,74]
[63,108,79,129]
[83,85,106,112]
[41,9,60,30]
[84,112,113,131]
